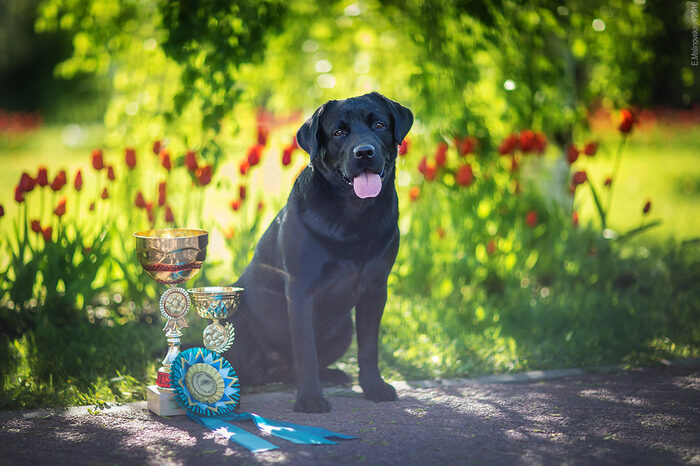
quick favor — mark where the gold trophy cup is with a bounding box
[134,228,208,415]
[188,286,244,354]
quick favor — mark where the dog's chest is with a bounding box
[315,257,380,305]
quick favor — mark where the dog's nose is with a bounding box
[353,144,375,158]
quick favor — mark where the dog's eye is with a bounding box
[374,122,386,130]
[333,129,346,138]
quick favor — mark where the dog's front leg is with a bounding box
[288,291,331,413]
[356,285,398,402]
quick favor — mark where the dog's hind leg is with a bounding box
[317,313,353,386]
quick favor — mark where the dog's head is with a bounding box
[296,92,413,199]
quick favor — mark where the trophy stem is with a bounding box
[156,284,190,389]
[156,326,183,389]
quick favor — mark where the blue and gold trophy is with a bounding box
[188,286,242,354]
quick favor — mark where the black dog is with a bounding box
[226,92,413,413]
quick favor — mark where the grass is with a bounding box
[1,120,699,410]
[574,124,700,241]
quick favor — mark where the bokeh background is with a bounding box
[1,0,699,409]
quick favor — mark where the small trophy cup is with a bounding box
[188,287,244,354]
[134,228,208,415]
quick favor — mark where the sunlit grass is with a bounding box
[574,124,700,241]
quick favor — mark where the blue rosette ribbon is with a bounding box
[171,347,355,452]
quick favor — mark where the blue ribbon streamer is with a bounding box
[188,411,356,452]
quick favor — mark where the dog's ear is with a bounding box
[296,104,326,162]
[372,92,414,144]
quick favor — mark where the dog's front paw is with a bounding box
[362,380,398,402]
[294,393,332,413]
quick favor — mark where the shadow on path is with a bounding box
[0,365,698,465]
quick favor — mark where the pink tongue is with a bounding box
[353,171,382,198]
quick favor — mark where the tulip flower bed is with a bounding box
[1,108,699,409]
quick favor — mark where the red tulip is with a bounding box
[409,186,420,202]
[89,202,95,212]
[160,150,172,171]
[54,197,66,217]
[257,201,264,212]
[572,211,579,228]
[456,136,477,156]
[604,177,612,188]
[158,181,167,206]
[456,164,474,186]
[185,150,198,173]
[152,140,162,155]
[247,144,263,167]
[91,149,104,170]
[107,165,116,181]
[31,219,42,233]
[134,191,146,209]
[257,125,269,146]
[519,130,537,153]
[437,227,445,239]
[231,199,241,211]
[526,210,537,228]
[418,156,437,181]
[125,148,137,169]
[164,205,175,223]
[434,142,448,167]
[196,164,213,186]
[643,200,651,214]
[572,170,588,185]
[239,159,250,176]
[42,226,52,242]
[19,172,35,193]
[619,109,636,134]
[36,167,48,187]
[239,185,247,201]
[417,156,428,175]
[566,144,579,164]
[282,146,293,166]
[0,204,4,218]
[101,187,109,199]
[498,133,519,155]
[15,185,24,203]
[584,141,598,156]
[398,139,410,156]
[74,169,83,191]
[50,170,67,191]
[292,135,300,150]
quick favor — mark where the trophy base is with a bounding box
[146,385,186,416]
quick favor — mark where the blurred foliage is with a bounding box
[32,0,699,147]
[0,0,108,121]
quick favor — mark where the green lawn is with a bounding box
[574,124,700,241]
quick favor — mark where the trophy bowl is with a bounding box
[134,228,208,285]
[188,286,244,354]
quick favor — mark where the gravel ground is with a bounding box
[1,363,699,465]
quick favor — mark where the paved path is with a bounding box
[1,362,699,465]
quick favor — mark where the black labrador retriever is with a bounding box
[226,92,413,413]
